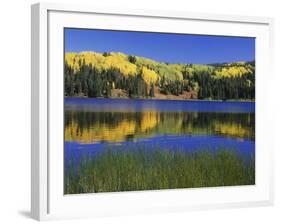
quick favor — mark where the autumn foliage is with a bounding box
[64,51,255,100]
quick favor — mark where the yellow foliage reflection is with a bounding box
[65,119,136,144]
[139,112,160,132]
[65,111,161,144]
[213,122,253,139]
[64,111,254,144]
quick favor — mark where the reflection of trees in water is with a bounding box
[64,110,255,143]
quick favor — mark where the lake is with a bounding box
[64,98,255,168]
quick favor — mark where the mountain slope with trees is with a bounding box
[64,51,255,100]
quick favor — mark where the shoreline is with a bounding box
[64,96,255,103]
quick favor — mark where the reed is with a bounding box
[64,146,255,194]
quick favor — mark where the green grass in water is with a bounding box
[64,147,255,194]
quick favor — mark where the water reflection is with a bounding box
[65,110,255,144]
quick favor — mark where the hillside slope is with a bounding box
[64,52,255,100]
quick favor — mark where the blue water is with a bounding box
[64,98,255,168]
[65,135,255,168]
[65,98,255,113]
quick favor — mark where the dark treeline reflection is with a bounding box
[65,110,255,144]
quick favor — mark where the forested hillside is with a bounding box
[64,51,255,100]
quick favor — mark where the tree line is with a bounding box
[64,56,255,100]
[65,62,154,98]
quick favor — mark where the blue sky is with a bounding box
[64,28,255,64]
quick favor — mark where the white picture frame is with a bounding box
[31,2,274,221]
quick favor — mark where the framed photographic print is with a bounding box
[31,2,274,221]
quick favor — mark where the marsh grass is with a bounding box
[64,146,255,194]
